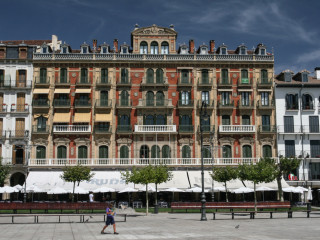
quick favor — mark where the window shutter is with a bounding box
[294,94,299,109]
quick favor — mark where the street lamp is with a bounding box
[200,101,208,221]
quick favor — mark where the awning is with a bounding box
[75,89,91,93]
[74,113,91,123]
[53,112,71,123]
[54,89,70,94]
[244,179,289,189]
[95,114,112,122]
[33,89,50,94]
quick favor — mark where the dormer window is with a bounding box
[302,72,309,82]
[62,47,67,54]
[42,47,47,53]
[102,47,107,54]
[200,47,208,55]
[82,47,87,54]
[260,48,266,55]
[240,47,247,55]
[121,46,128,54]
[180,46,188,54]
[284,72,292,82]
[221,47,227,55]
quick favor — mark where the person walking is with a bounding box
[89,191,94,202]
[101,205,119,234]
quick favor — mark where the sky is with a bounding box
[1,0,320,74]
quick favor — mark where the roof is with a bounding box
[275,75,320,86]
[1,40,51,46]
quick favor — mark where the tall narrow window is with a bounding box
[119,115,130,126]
[181,91,191,105]
[146,69,154,83]
[100,91,108,106]
[151,145,160,158]
[120,146,129,158]
[310,140,320,158]
[221,92,230,105]
[120,91,129,106]
[78,146,88,159]
[101,68,108,83]
[286,94,299,110]
[302,94,313,110]
[161,41,169,54]
[40,68,47,83]
[36,146,46,159]
[37,116,47,132]
[140,145,149,158]
[121,68,128,83]
[162,145,170,158]
[222,145,232,158]
[222,115,230,125]
[221,69,229,83]
[182,145,191,158]
[263,145,272,158]
[146,91,154,106]
[60,68,67,83]
[284,116,294,133]
[201,91,209,105]
[285,140,295,158]
[80,68,88,83]
[0,70,4,86]
[145,115,154,125]
[261,92,269,106]
[156,69,163,83]
[241,92,250,106]
[156,115,165,125]
[57,146,67,159]
[302,72,309,82]
[241,69,249,84]
[261,69,268,83]
[242,145,252,158]
[309,116,319,133]
[262,115,271,131]
[200,115,210,132]
[99,146,108,158]
[150,41,158,54]
[181,70,189,83]
[140,41,148,54]
[17,70,26,87]
[201,69,209,84]
[156,91,164,106]
[242,115,250,125]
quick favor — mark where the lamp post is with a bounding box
[200,101,208,221]
[210,133,215,202]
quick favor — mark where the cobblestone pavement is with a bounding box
[0,212,319,240]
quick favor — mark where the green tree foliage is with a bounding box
[153,165,173,208]
[238,159,276,211]
[60,164,95,202]
[0,158,11,187]
[210,167,238,202]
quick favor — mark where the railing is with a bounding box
[179,125,194,133]
[0,130,7,139]
[117,125,132,133]
[178,77,193,86]
[95,99,112,108]
[217,100,234,108]
[177,100,194,107]
[197,100,214,109]
[74,99,91,107]
[257,78,273,87]
[238,78,252,86]
[116,100,132,107]
[197,78,212,86]
[217,78,232,86]
[0,80,11,88]
[137,99,172,107]
[32,125,50,134]
[134,125,177,133]
[94,126,112,134]
[116,77,131,85]
[9,130,29,138]
[277,125,302,134]
[0,104,7,113]
[219,125,255,133]
[53,125,91,133]
[10,104,29,113]
[141,77,168,85]
[258,125,277,133]
[257,100,275,109]
[32,99,50,107]
[55,76,70,85]
[198,125,215,133]
[53,99,71,107]
[238,100,254,109]
[303,150,320,159]
[278,150,303,158]
[96,77,112,86]
[302,125,320,134]
[76,77,92,85]
[0,80,32,88]
[34,77,50,85]
[28,157,269,166]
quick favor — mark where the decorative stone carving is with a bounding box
[72,73,76,77]
[74,138,91,146]
[135,73,139,77]
[95,138,111,146]
[259,137,274,145]
[178,138,194,146]
[54,138,70,146]
[116,138,132,146]
[239,137,254,145]
[218,137,235,145]
[33,138,49,146]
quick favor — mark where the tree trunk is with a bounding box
[72,181,75,203]
[225,182,228,202]
[254,182,257,213]
[277,176,284,202]
[146,184,149,216]
[155,184,158,206]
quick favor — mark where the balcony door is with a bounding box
[181,91,190,105]
[37,116,47,132]
[182,145,191,158]
[285,140,295,158]
[40,68,47,83]
[57,146,67,159]
[17,70,26,87]
[262,115,270,131]
[156,69,163,83]
[15,118,25,137]
[99,146,108,159]
[140,145,149,158]
[80,68,88,83]
[100,91,108,106]
[120,91,129,106]
[310,140,320,158]
[13,145,24,164]
[0,70,4,86]
[242,115,250,125]
[201,91,209,105]
[181,70,189,83]
[222,145,232,158]
[151,145,160,158]
[284,116,294,133]
[156,91,164,106]
[78,146,88,159]
[201,69,209,84]
[162,145,170,158]
[36,146,46,159]
[222,115,230,125]
[17,93,25,112]
[263,145,272,158]
[101,68,108,83]
[261,92,269,106]
[147,69,154,83]
[60,68,67,83]
[120,146,129,158]
[121,69,128,83]
[242,145,252,158]
[309,116,319,133]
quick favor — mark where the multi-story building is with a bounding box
[0,36,61,188]
[28,25,275,191]
[275,68,320,188]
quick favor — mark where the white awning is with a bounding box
[75,89,91,93]
[33,89,50,94]
[243,179,289,189]
[54,89,70,94]
[74,113,91,123]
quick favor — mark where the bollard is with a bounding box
[307,202,311,211]
[154,204,159,214]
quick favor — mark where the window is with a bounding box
[221,69,229,83]
[200,115,210,131]
[140,41,148,54]
[156,91,164,106]
[80,68,88,83]
[310,163,320,180]
[181,70,189,83]
[201,69,209,84]
[146,91,154,106]
[201,91,209,105]
[284,72,291,82]
[241,69,249,84]
[62,47,67,53]
[310,140,320,158]
[262,115,271,131]
[203,146,211,158]
[309,116,319,133]
[156,115,165,125]
[60,68,67,83]
[140,145,149,158]
[121,69,128,83]
[82,47,87,54]
[99,146,108,158]
[100,91,108,106]
[146,69,154,83]
[221,92,230,105]
[222,115,230,125]
[180,115,191,125]
[260,48,266,55]
[122,47,128,54]
[222,145,232,158]
[120,91,129,106]
[221,48,227,55]
[302,72,308,82]
[261,92,269,106]
[242,115,250,125]
[241,92,250,106]
[242,145,252,158]
[120,146,129,158]
[101,68,108,83]
[150,41,158,54]
[78,146,88,159]
[57,146,67,158]
[284,116,294,133]
[161,41,169,54]
[302,94,313,110]
[261,69,268,83]
[119,114,130,126]
[40,68,47,83]
[42,47,47,53]
[37,116,47,132]
[285,140,295,158]
[180,46,188,54]
[156,69,163,83]
[240,47,246,55]
[263,145,272,158]
[200,47,207,55]
[180,91,191,105]
[145,115,154,125]
[101,47,108,54]
[162,145,170,158]
[151,145,160,158]
[286,94,298,110]
[0,70,4,85]
[182,145,191,158]
[36,146,46,159]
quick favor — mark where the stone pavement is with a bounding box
[0,211,320,240]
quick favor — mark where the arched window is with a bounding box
[151,41,158,54]
[156,115,165,125]
[302,94,313,110]
[162,145,170,158]
[146,91,154,106]
[99,146,108,158]
[263,145,272,158]
[36,146,46,159]
[156,91,164,106]
[121,68,128,83]
[222,145,232,158]
[242,145,252,158]
[242,115,250,125]
[119,114,130,125]
[140,41,148,54]
[241,69,249,84]
[120,90,129,106]
[146,69,154,83]
[60,68,67,83]
[261,69,268,83]
[101,68,108,83]
[40,68,47,83]
[120,146,129,158]
[181,70,189,83]
[286,94,299,110]
[57,146,67,159]
[145,115,154,125]
[151,145,160,158]
[156,69,164,83]
[80,68,88,83]
[203,146,211,158]
[182,145,191,158]
[201,69,209,84]
[140,145,149,158]
[161,41,169,54]
[78,146,88,159]
[221,69,229,83]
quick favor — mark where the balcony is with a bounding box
[32,99,50,108]
[9,130,29,139]
[0,80,11,89]
[32,125,50,134]
[9,80,32,89]
[237,78,252,88]
[302,125,320,134]
[197,78,212,88]
[257,100,275,110]
[117,125,132,134]
[219,125,255,133]
[217,78,232,88]
[197,100,214,109]
[277,125,302,134]
[140,77,169,88]
[136,99,173,108]
[94,126,112,134]
[303,150,320,159]
[177,78,193,87]
[257,78,273,88]
[116,100,132,108]
[116,77,131,87]
[74,99,91,108]
[134,125,177,133]
[197,125,215,134]
[0,130,7,140]
[178,125,194,134]
[238,100,254,111]
[95,99,112,109]
[217,100,234,111]
[34,77,50,87]
[53,99,71,108]
[177,100,194,109]
[55,76,70,86]
[0,104,7,114]
[76,77,92,86]
[10,104,29,113]
[96,77,112,88]
[278,150,303,159]
[53,125,91,134]
[258,125,277,134]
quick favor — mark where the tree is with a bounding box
[153,165,173,210]
[238,159,276,212]
[60,164,95,202]
[210,166,238,202]
[0,158,11,187]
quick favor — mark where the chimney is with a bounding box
[93,39,97,51]
[113,39,118,53]
[189,40,194,54]
[315,67,320,80]
[210,40,215,53]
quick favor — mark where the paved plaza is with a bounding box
[0,211,319,240]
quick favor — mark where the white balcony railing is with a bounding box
[134,125,177,133]
[28,157,272,167]
[277,125,302,134]
[219,125,255,133]
[53,125,91,133]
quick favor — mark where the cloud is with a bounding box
[297,49,320,63]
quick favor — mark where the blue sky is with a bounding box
[1,0,320,74]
